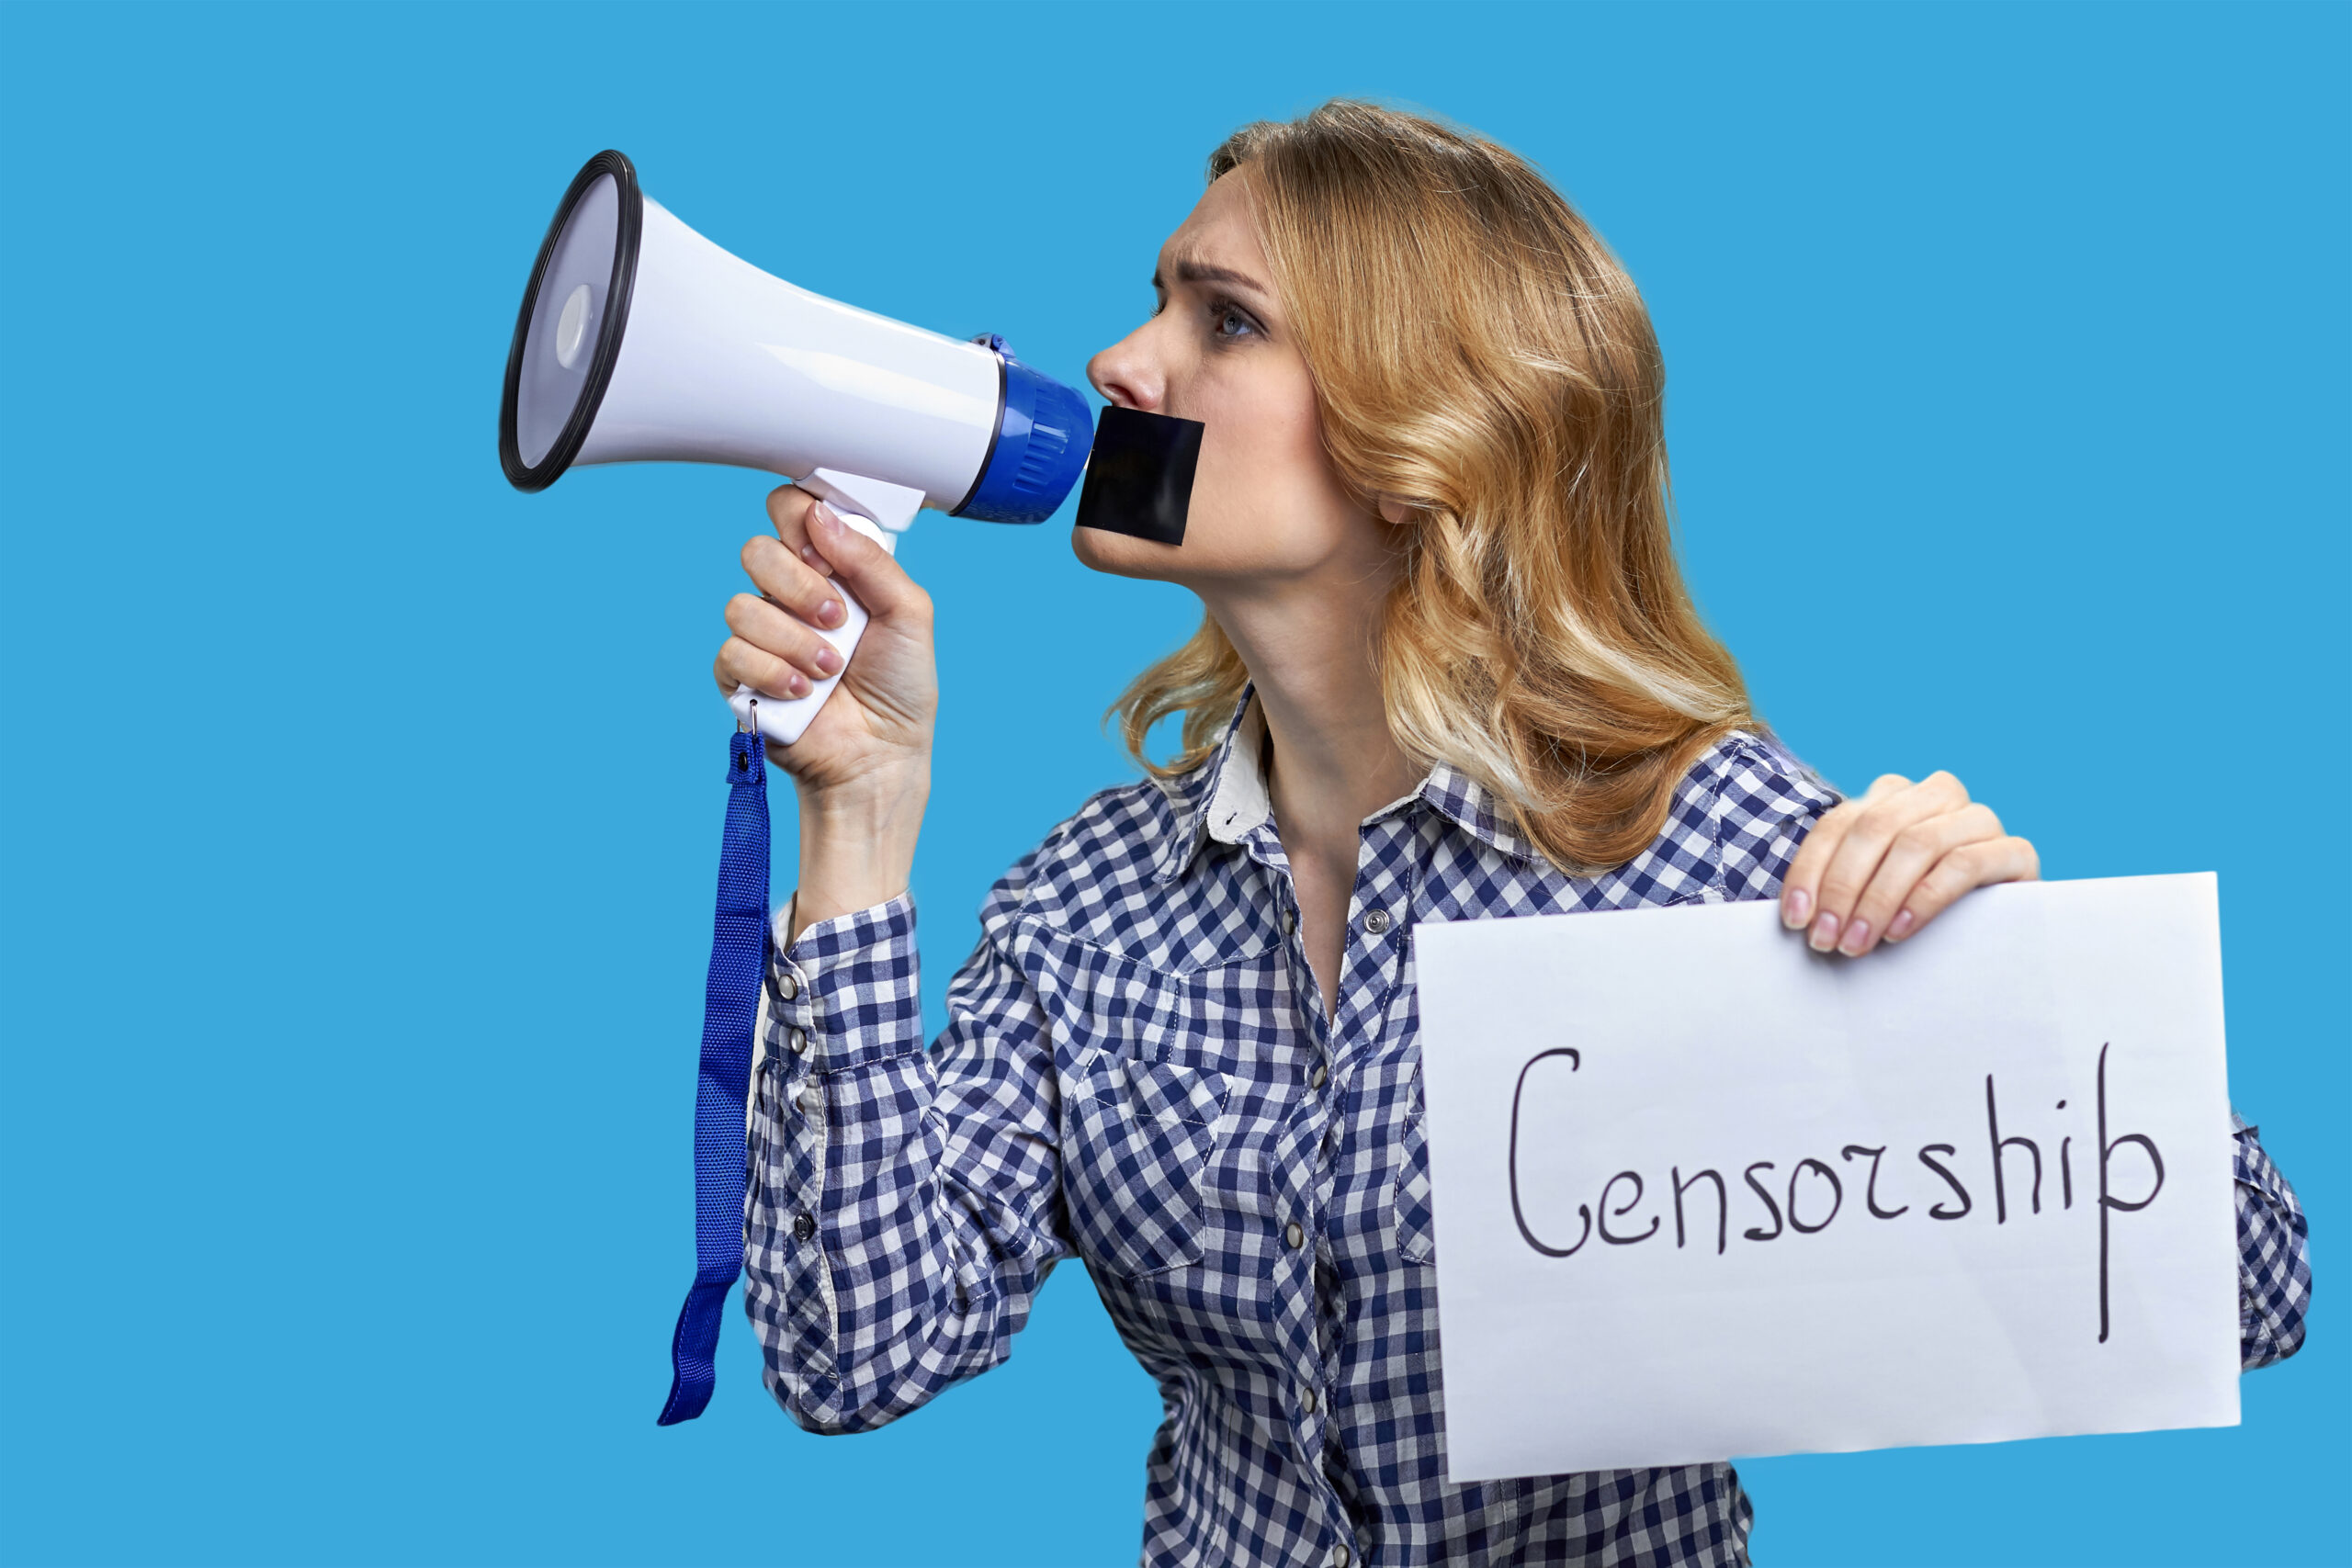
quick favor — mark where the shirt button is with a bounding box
[1330,1548,1352,1568]
[1301,1384,1319,1416]
[778,972,799,1001]
[1308,1060,1328,1090]
[1283,908,1297,935]
[792,1212,815,1242]
[789,1027,809,1055]
[1363,907,1393,935]
[796,1086,822,1115]
[1285,1220,1306,1249]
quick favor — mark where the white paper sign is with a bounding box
[1414,874,2239,1481]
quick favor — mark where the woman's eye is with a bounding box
[1213,306,1257,339]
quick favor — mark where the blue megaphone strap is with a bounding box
[658,727,770,1425]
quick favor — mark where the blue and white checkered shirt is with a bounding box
[742,699,2312,1567]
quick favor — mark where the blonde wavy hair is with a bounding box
[1111,100,1754,874]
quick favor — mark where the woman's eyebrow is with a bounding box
[1155,254,1273,299]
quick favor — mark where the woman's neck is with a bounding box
[1199,559,1417,1021]
[1198,565,1420,865]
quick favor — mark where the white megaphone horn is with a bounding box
[498,150,1094,745]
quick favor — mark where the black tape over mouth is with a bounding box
[1073,406,1203,545]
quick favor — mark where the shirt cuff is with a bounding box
[771,893,923,1070]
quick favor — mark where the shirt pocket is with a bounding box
[1393,1077,1435,1267]
[1063,1055,1231,1280]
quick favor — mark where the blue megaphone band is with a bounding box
[952,336,1092,524]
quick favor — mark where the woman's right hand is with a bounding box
[714,485,935,939]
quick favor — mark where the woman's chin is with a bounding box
[1069,525,1186,581]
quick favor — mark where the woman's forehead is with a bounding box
[1157,175,1272,295]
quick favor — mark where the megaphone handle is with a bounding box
[725,508,893,747]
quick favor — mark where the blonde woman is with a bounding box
[711,104,2310,1567]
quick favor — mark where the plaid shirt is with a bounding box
[742,701,2312,1568]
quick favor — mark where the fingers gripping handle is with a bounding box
[727,516,883,746]
[727,470,922,746]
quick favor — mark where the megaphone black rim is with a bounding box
[499,150,643,492]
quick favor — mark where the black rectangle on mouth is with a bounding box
[1073,405,1203,546]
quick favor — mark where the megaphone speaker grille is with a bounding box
[500,151,644,491]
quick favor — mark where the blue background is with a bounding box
[1,3,2342,1563]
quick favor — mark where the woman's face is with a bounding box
[1077,173,1385,589]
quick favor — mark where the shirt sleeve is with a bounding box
[2233,1118,2312,1371]
[741,874,1071,1434]
[1711,738,1841,904]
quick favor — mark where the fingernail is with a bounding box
[801,546,822,565]
[811,502,842,534]
[818,599,843,628]
[1838,919,1873,957]
[786,672,808,696]
[814,645,842,675]
[1885,908,1916,942]
[1808,912,1841,953]
[1781,887,1811,929]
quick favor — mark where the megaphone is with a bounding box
[498,150,1094,744]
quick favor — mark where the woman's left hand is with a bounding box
[1780,772,2040,957]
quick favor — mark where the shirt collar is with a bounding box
[1414,759,1540,862]
[1153,690,1541,883]
[1154,690,1266,883]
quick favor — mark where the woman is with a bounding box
[711,104,2309,1567]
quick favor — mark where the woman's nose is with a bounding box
[1088,323,1164,412]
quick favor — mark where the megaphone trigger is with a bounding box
[798,470,925,543]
